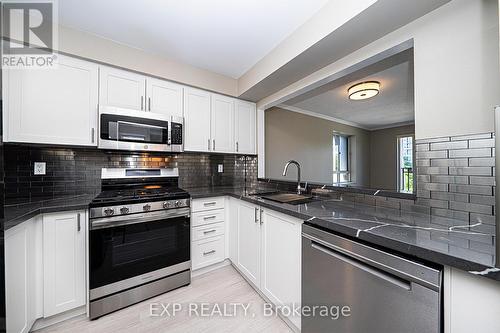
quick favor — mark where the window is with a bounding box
[398,136,414,193]
[333,134,350,183]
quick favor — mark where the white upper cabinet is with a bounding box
[234,100,256,154]
[184,87,212,152]
[42,211,86,318]
[146,78,183,116]
[99,66,146,110]
[3,54,98,146]
[211,94,235,153]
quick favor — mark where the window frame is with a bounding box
[333,133,350,184]
[397,134,415,193]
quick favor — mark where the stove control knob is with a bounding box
[175,200,181,207]
[104,208,114,216]
[120,207,130,215]
[163,201,171,209]
[143,204,151,212]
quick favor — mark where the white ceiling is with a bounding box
[282,50,414,130]
[58,0,330,79]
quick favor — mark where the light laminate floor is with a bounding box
[35,265,293,333]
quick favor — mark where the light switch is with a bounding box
[34,162,46,175]
[218,164,224,173]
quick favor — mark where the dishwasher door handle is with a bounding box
[311,242,412,291]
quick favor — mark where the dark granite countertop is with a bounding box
[4,186,499,282]
[4,194,95,231]
[186,186,500,282]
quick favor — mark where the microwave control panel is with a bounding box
[171,123,183,145]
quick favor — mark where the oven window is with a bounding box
[90,216,190,290]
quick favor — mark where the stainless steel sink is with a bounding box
[259,193,315,205]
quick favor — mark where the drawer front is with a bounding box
[192,235,225,270]
[192,197,225,212]
[192,222,225,241]
[192,209,225,227]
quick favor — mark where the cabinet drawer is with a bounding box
[192,197,225,212]
[192,235,225,270]
[192,209,224,227]
[192,222,225,241]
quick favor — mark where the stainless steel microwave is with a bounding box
[98,106,183,153]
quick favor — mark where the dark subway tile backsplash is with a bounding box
[4,144,257,201]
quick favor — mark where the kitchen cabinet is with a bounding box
[99,66,146,110]
[5,217,40,333]
[260,209,302,329]
[42,211,87,317]
[184,87,212,152]
[191,197,227,270]
[229,198,302,329]
[211,94,235,153]
[3,54,98,146]
[146,77,183,116]
[234,100,256,154]
[236,200,262,287]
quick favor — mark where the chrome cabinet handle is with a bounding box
[203,202,217,207]
[148,97,151,111]
[91,128,95,143]
[208,139,211,150]
[203,215,216,220]
[213,139,215,150]
[236,141,239,152]
[203,229,217,235]
[203,250,216,256]
[254,207,259,223]
[77,213,81,232]
[141,96,144,110]
[260,208,263,225]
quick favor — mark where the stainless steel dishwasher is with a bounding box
[302,224,442,333]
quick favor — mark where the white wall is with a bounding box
[258,0,500,140]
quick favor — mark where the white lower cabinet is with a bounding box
[191,198,227,271]
[260,209,302,329]
[42,211,87,317]
[236,200,261,287]
[5,217,40,333]
[229,198,302,329]
[5,210,88,333]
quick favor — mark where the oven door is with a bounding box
[98,107,171,152]
[89,211,190,300]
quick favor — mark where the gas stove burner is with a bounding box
[89,167,190,208]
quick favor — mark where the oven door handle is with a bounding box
[90,208,190,230]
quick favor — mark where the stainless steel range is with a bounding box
[88,168,191,319]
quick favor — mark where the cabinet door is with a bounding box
[5,220,38,333]
[261,209,302,328]
[43,211,86,317]
[99,66,146,110]
[227,197,238,263]
[211,94,235,153]
[184,87,211,152]
[235,100,256,154]
[236,201,261,287]
[146,78,183,116]
[3,55,98,146]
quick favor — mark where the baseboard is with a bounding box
[191,259,231,277]
[31,306,86,331]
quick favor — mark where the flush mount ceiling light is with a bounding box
[348,81,380,100]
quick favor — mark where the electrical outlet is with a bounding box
[218,164,224,173]
[34,162,46,175]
